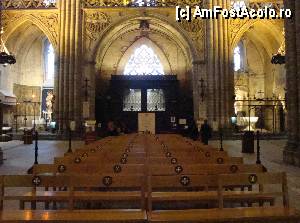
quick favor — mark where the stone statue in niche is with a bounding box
[46,91,54,122]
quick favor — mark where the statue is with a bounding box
[46,91,54,122]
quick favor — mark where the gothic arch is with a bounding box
[231,20,283,53]
[3,12,58,51]
[93,14,197,80]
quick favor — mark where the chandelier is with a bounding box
[271,28,285,65]
[0,3,16,65]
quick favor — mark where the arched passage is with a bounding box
[0,20,56,130]
[232,21,286,133]
[90,16,196,133]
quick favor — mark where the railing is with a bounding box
[2,0,56,9]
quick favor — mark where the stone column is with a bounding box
[56,0,82,134]
[193,61,207,122]
[283,0,300,166]
[206,0,233,130]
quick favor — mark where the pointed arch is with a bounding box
[2,12,58,52]
[117,37,171,75]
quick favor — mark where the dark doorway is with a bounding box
[96,75,193,133]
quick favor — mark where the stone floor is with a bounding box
[0,137,299,209]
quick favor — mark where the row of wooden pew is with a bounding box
[0,133,299,223]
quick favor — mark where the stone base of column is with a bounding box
[283,141,300,167]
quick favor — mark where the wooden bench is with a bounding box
[33,164,145,175]
[148,172,300,223]
[149,164,266,175]
[147,174,274,210]
[0,174,147,222]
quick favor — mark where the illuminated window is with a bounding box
[123,89,142,111]
[44,39,55,87]
[234,46,241,72]
[147,89,165,111]
[124,45,164,75]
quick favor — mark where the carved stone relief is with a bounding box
[84,11,111,49]
[2,11,59,48]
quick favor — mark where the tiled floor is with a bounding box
[0,137,299,209]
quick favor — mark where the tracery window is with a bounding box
[44,39,55,87]
[147,89,165,111]
[124,45,164,75]
[123,89,142,111]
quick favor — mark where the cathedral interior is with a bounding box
[0,0,300,221]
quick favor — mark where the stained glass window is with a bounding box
[123,89,142,111]
[124,45,164,75]
[147,89,165,111]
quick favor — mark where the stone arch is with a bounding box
[3,12,58,51]
[93,14,197,80]
[231,20,283,52]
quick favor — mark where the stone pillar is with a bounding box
[206,0,233,130]
[193,61,207,122]
[56,0,82,134]
[283,0,300,166]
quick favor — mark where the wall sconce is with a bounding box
[198,78,206,102]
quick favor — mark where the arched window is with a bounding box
[43,39,55,87]
[124,45,164,75]
[234,46,242,72]
[234,41,246,72]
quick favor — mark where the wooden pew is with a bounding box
[0,174,147,222]
[33,164,145,175]
[148,172,300,223]
[149,164,266,175]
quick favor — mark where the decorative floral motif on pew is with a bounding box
[74,157,82,164]
[175,165,183,174]
[32,176,42,186]
[171,158,178,164]
[165,152,172,158]
[180,176,191,186]
[230,165,238,173]
[58,164,66,173]
[120,158,127,164]
[102,176,113,187]
[113,165,122,173]
[217,157,224,164]
[205,152,211,158]
[248,174,258,184]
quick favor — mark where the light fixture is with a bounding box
[271,28,285,65]
[0,3,16,65]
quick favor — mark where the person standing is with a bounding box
[200,119,212,145]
